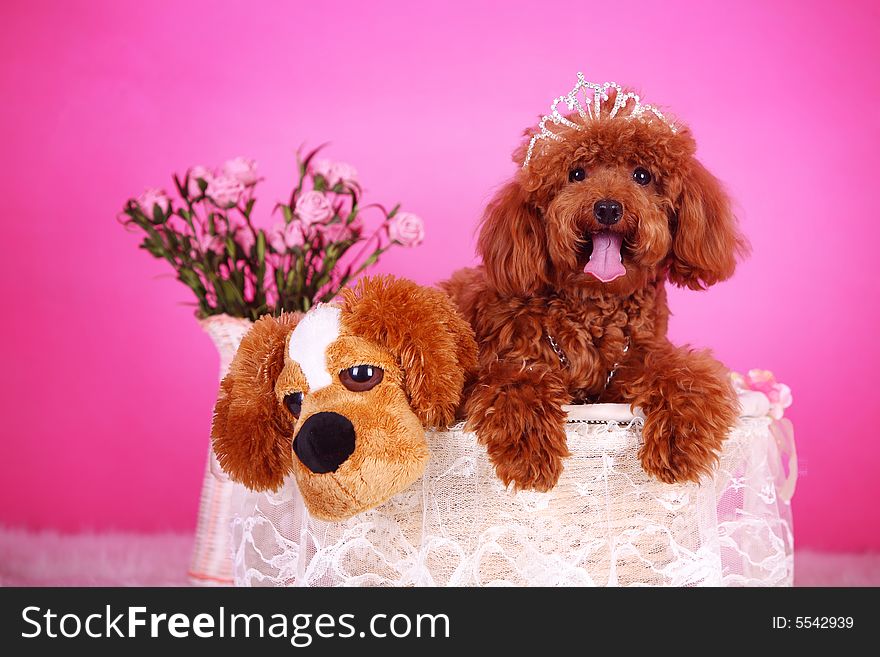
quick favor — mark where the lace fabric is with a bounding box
[231,413,794,587]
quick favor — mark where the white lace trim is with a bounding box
[231,416,794,587]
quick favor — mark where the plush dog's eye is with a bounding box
[632,167,652,186]
[569,167,586,183]
[339,365,384,392]
[283,392,304,418]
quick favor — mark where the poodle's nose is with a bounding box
[594,199,623,225]
[293,412,356,473]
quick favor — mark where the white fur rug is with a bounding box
[0,527,877,587]
[0,527,193,586]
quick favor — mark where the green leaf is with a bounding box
[179,268,204,293]
[256,230,266,263]
[245,198,255,217]
[285,268,298,288]
[151,205,167,225]
[256,263,266,298]
[230,268,245,291]
[281,205,292,223]
[313,176,326,192]
[126,211,149,229]
[141,238,165,258]
[173,174,187,198]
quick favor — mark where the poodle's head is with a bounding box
[479,88,747,296]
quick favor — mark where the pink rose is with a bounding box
[265,283,278,308]
[312,159,358,187]
[137,188,170,217]
[316,216,362,244]
[294,190,333,227]
[206,175,244,208]
[193,230,226,256]
[388,211,424,247]
[225,213,249,235]
[268,221,305,251]
[187,165,214,197]
[233,226,256,255]
[223,157,259,186]
[163,213,188,234]
[243,276,256,303]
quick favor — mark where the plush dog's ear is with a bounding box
[341,276,478,429]
[667,159,747,289]
[211,312,301,491]
[477,181,551,295]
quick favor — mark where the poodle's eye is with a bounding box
[568,167,586,183]
[632,167,652,186]
[339,365,384,392]
[283,392,304,418]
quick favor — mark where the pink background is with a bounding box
[1,0,878,551]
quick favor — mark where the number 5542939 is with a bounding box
[795,617,854,629]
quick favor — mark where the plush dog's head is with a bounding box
[211,276,477,521]
[480,86,747,296]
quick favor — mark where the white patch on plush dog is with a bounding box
[288,304,340,391]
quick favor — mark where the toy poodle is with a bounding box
[444,74,747,491]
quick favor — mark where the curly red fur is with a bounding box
[465,360,570,491]
[445,93,746,489]
[613,344,738,483]
[211,312,300,491]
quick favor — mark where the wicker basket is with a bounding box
[188,314,254,586]
[230,391,796,587]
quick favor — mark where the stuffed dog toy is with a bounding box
[212,276,477,521]
[444,73,747,492]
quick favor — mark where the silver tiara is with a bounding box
[523,72,677,168]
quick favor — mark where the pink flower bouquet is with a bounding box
[120,146,424,319]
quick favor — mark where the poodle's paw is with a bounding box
[467,386,570,492]
[638,394,735,484]
[491,434,567,492]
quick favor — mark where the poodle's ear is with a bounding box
[667,159,747,290]
[477,181,551,295]
[211,312,301,491]
[341,276,478,429]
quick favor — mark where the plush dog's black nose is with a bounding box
[293,412,356,474]
[594,199,623,225]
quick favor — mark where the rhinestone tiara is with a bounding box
[522,72,677,168]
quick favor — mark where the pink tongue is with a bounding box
[584,231,626,282]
